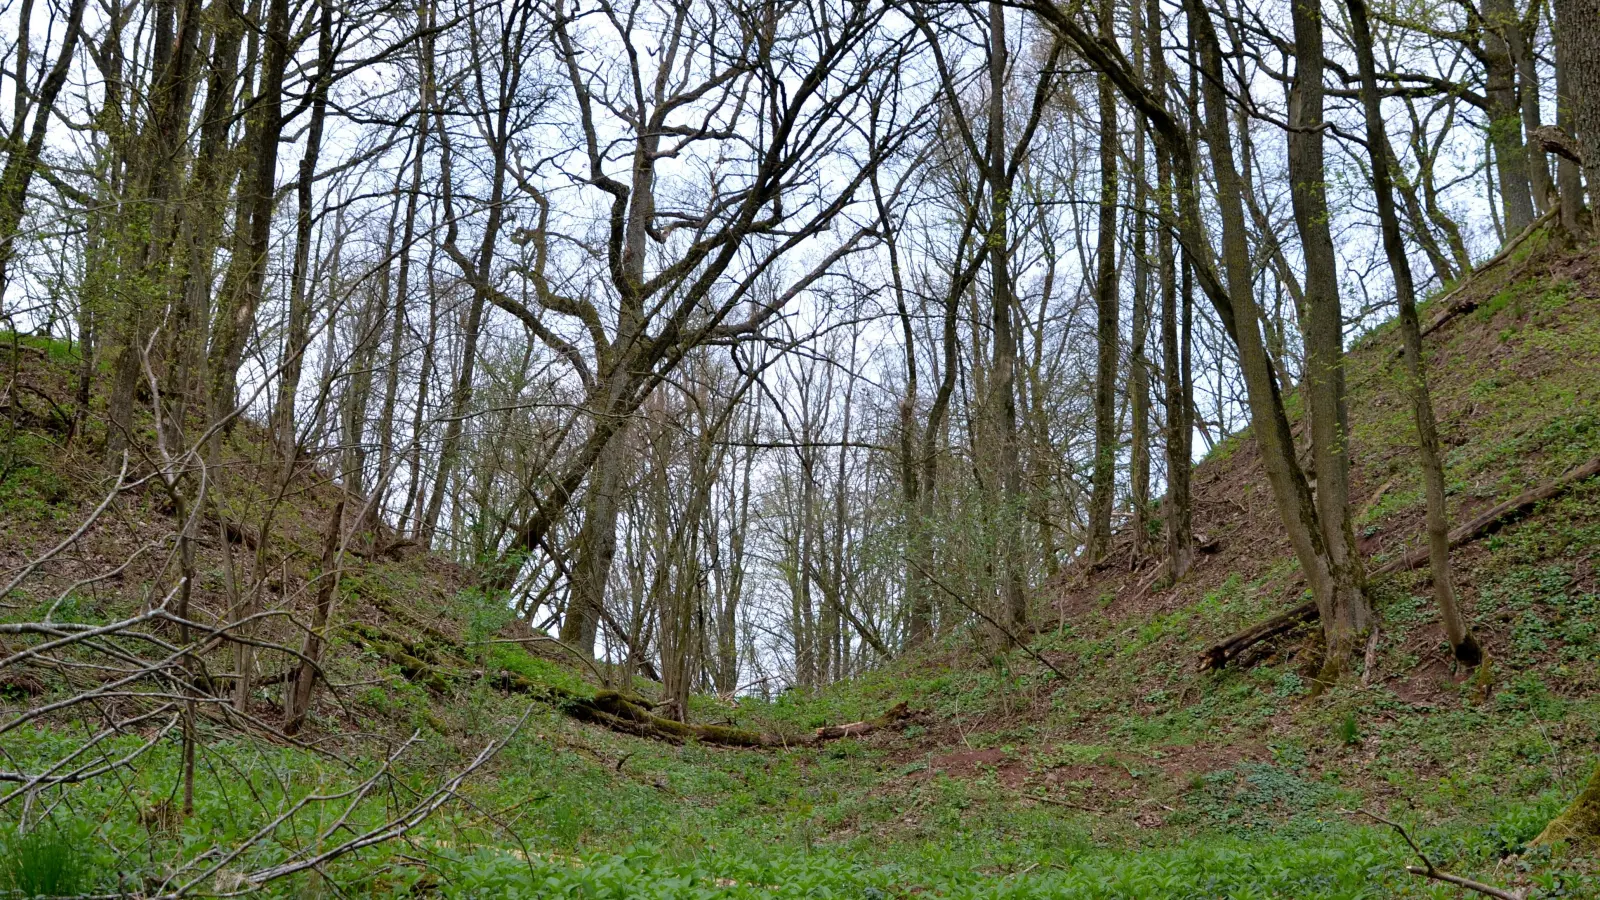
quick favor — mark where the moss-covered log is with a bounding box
[1533,762,1600,847]
[343,622,915,749]
[567,690,779,747]
[341,623,456,694]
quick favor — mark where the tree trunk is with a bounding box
[285,501,344,734]
[1287,0,1369,669]
[1346,0,1482,666]
[987,0,1027,629]
[1552,0,1599,223]
[1511,2,1552,212]
[1483,0,1537,234]
[271,0,333,465]
[1129,7,1152,560]
[1086,0,1120,565]
[1149,0,1192,582]
[561,420,627,656]
[373,102,430,523]
[0,0,88,296]
[207,0,291,432]
[1181,0,1367,676]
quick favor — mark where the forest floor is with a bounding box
[3,227,1600,897]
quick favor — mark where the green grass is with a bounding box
[0,823,92,898]
[0,330,79,367]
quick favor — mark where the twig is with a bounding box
[908,557,1070,680]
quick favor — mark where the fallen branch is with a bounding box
[1370,456,1600,580]
[1405,207,1557,349]
[1199,457,1600,670]
[1197,600,1320,671]
[1351,809,1524,900]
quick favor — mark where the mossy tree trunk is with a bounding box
[1534,762,1600,847]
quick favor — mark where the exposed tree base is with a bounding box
[1532,762,1600,848]
[343,622,914,748]
[1198,457,1600,671]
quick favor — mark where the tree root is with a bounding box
[1198,457,1600,671]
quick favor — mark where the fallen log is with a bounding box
[1369,456,1600,580]
[346,623,915,748]
[1197,600,1319,671]
[1198,457,1600,670]
[1401,207,1556,350]
[813,702,912,740]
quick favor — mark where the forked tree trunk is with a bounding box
[1287,0,1368,661]
[1181,0,1369,676]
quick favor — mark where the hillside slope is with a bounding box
[1,229,1598,897]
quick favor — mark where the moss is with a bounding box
[1533,762,1600,847]
[342,623,455,694]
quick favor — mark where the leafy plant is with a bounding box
[1337,712,1360,746]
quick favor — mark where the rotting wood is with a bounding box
[1198,457,1600,670]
